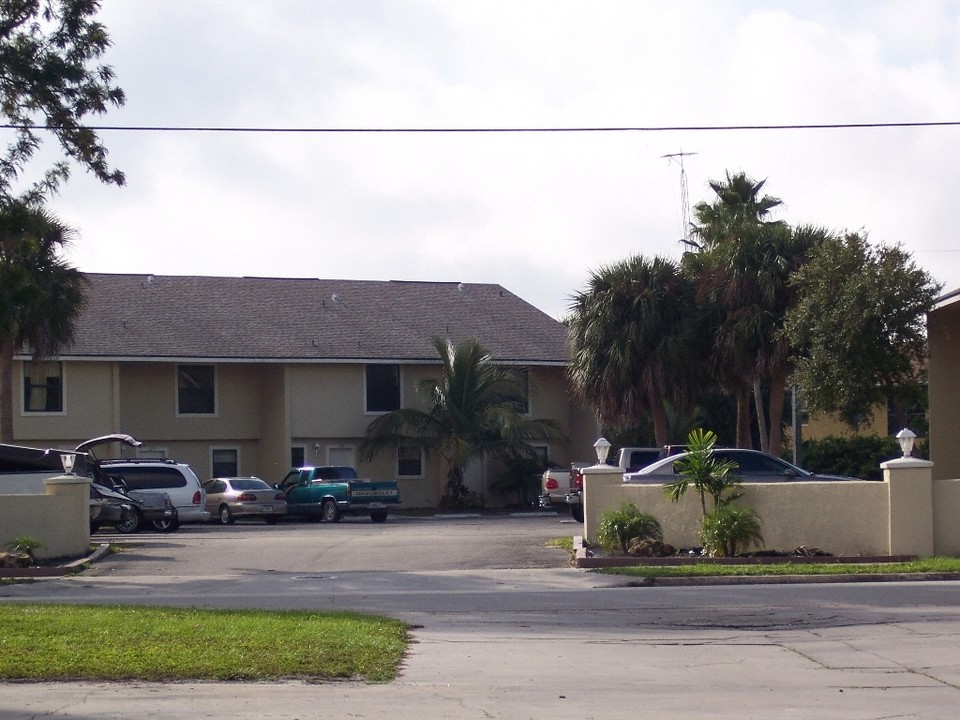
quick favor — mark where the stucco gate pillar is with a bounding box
[581,463,624,541]
[42,474,91,560]
[882,455,934,557]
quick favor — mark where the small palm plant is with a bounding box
[700,505,764,557]
[595,502,663,555]
[5,535,44,562]
[664,428,741,516]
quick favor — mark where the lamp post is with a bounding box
[895,428,917,458]
[593,437,611,465]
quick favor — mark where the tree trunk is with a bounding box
[0,339,15,443]
[766,367,789,458]
[735,386,752,448]
[753,378,769,454]
[649,394,671,448]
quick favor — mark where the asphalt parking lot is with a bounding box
[87,510,579,575]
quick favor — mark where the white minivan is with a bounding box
[102,459,210,523]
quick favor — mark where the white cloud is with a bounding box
[47,0,960,319]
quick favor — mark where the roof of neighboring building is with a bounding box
[933,287,960,311]
[50,274,570,364]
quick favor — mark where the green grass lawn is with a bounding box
[0,604,408,682]
[595,555,960,579]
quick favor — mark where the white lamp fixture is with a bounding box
[895,428,917,458]
[593,437,611,465]
[60,453,75,474]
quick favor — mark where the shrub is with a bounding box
[595,502,663,554]
[699,506,764,558]
[801,434,927,480]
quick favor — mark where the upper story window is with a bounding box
[365,364,400,413]
[23,361,64,413]
[177,364,216,415]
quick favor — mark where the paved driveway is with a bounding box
[86,512,578,575]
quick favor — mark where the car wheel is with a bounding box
[570,505,584,523]
[370,510,388,523]
[219,505,235,525]
[152,515,180,533]
[115,509,143,534]
[321,500,341,523]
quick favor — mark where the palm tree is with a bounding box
[0,200,87,442]
[360,336,562,508]
[567,255,705,447]
[687,172,814,454]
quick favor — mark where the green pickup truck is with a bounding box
[277,466,400,523]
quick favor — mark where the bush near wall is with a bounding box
[801,435,928,481]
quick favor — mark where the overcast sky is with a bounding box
[43,1,960,319]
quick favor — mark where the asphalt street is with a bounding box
[2,514,960,719]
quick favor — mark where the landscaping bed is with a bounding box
[572,535,918,569]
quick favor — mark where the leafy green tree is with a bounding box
[0,0,126,203]
[784,232,941,429]
[0,200,86,441]
[360,336,562,508]
[567,255,705,447]
[664,428,741,517]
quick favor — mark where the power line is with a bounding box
[3,120,960,134]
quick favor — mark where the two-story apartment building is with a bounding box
[12,274,598,507]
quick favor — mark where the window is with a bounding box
[365,364,400,412]
[290,446,305,468]
[531,445,549,467]
[397,446,423,478]
[212,448,238,477]
[23,361,63,413]
[177,364,216,415]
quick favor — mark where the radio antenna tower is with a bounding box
[662,150,697,247]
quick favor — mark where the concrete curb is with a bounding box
[0,543,111,579]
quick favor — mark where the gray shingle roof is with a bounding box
[60,274,570,364]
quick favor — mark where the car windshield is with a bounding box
[229,478,270,490]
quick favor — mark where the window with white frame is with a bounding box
[177,364,216,415]
[212,448,238,477]
[22,361,64,413]
[365,364,400,412]
[397,445,423,478]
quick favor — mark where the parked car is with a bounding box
[101,458,210,523]
[624,449,860,483]
[89,482,137,533]
[203,477,287,525]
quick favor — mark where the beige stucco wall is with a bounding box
[803,408,885,441]
[929,300,960,480]
[0,476,89,560]
[15,359,594,509]
[583,462,956,557]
